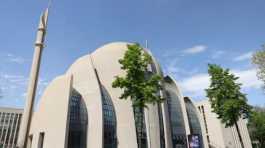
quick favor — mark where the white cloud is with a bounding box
[211,50,225,59]
[163,58,199,79]
[183,45,207,54]
[0,74,27,85]
[179,68,262,99]
[234,51,253,61]
[6,53,27,64]
[0,72,50,100]
[233,69,262,89]
[164,58,179,74]
[21,92,27,97]
[179,73,209,97]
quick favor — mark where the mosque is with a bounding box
[22,41,208,148]
[14,5,249,148]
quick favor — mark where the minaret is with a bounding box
[17,7,49,148]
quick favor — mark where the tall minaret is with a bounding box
[17,7,49,148]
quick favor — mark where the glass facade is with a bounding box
[101,86,117,148]
[184,97,204,148]
[0,111,22,148]
[68,90,88,148]
[164,79,187,148]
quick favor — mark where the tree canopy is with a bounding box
[206,64,252,148]
[112,43,163,108]
[252,45,265,90]
[206,64,251,127]
[248,106,265,147]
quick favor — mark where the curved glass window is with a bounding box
[101,86,117,148]
[164,80,187,148]
[68,90,88,148]
[184,97,204,148]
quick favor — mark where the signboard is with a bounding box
[188,134,200,148]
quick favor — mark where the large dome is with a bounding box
[27,42,208,148]
[67,42,163,76]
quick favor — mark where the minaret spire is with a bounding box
[17,5,50,148]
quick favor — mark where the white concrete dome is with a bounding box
[27,42,207,148]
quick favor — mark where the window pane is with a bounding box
[68,90,88,148]
[164,80,187,148]
[101,86,117,148]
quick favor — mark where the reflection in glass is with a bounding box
[101,86,117,148]
[184,97,204,148]
[164,78,187,148]
[68,90,88,148]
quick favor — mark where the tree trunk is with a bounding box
[139,107,143,148]
[134,107,142,148]
[260,139,264,148]
[235,122,244,148]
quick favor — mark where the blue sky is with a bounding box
[0,0,264,108]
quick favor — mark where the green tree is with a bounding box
[112,43,163,148]
[206,64,251,148]
[252,45,265,90]
[248,106,265,147]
